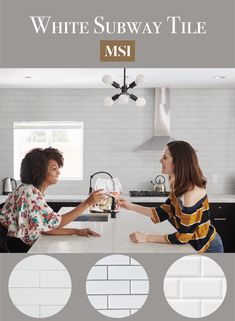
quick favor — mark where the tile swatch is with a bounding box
[86,254,149,318]
[163,255,227,318]
[8,255,72,318]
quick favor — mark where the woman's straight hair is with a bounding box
[167,141,206,197]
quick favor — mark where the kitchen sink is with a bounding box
[74,214,108,222]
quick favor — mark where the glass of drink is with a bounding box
[111,178,122,211]
[90,178,107,212]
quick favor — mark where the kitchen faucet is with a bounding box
[89,171,116,218]
[89,171,113,194]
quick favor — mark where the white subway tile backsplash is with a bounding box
[1,88,235,195]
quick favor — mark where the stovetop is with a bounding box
[129,191,169,197]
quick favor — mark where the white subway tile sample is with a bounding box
[164,255,227,318]
[88,295,108,309]
[17,306,40,318]
[86,255,149,318]
[87,266,107,280]
[167,300,201,318]
[108,266,148,280]
[40,306,64,318]
[130,281,149,294]
[166,256,201,277]
[180,278,223,299]
[40,271,72,288]
[87,281,130,294]
[98,309,130,318]
[8,255,72,318]
[96,255,130,265]
[8,271,40,288]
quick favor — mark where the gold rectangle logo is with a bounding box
[100,40,135,61]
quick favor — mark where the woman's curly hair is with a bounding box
[20,147,64,188]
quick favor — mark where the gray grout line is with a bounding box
[88,294,147,296]
[10,287,71,289]
[87,279,148,281]
[200,300,202,318]
[17,304,64,306]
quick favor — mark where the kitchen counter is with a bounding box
[29,207,196,253]
[1,194,235,206]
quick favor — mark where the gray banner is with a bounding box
[0,254,235,321]
[0,0,234,67]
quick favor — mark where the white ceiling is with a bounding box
[0,68,235,88]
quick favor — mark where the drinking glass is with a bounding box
[92,178,109,212]
[111,178,122,211]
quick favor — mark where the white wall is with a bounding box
[0,88,235,195]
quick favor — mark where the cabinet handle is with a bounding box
[214,218,227,221]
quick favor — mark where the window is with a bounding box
[14,121,83,180]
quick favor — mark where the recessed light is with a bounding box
[212,75,226,79]
[24,76,32,79]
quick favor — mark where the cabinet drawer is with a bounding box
[210,203,235,219]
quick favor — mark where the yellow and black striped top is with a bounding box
[151,193,216,253]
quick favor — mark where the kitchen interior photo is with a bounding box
[0,68,235,253]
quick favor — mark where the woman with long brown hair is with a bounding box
[119,141,223,253]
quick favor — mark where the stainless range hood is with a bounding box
[134,87,175,151]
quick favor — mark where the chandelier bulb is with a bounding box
[104,96,114,107]
[135,74,145,85]
[136,97,146,107]
[102,74,113,85]
[118,94,129,105]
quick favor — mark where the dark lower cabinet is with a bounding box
[209,203,235,253]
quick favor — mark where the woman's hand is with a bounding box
[129,231,148,243]
[85,189,105,207]
[117,198,133,210]
[77,228,100,237]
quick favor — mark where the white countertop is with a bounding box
[29,207,196,254]
[1,194,235,205]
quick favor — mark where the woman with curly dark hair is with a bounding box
[119,141,224,253]
[0,147,104,252]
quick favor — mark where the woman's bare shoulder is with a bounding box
[182,187,207,207]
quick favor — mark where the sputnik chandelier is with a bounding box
[102,68,146,107]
